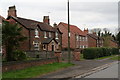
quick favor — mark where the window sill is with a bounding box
[35,36,39,38]
[44,37,47,38]
[55,38,59,39]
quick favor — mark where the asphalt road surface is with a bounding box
[85,61,118,78]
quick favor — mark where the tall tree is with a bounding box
[117,31,120,47]
[2,21,27,61]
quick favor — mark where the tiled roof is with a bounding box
[42,38,58,44]
[88,34,103,40]
[8,16,55,32]
[0,15,7,21]
[59,22,86,36]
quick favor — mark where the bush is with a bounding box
[83,47,119,59]
[12,50,27,61]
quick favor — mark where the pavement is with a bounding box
[84,61,118,78]
[35,59,117,79]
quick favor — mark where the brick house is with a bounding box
[58,22,88,51]
[6,6,62,52]
[87,33,103,47]
[109,40,118,48]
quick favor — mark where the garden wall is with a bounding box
[2,57,58,72]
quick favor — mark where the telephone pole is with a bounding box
[68,0,71,63]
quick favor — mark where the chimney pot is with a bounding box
[8,5,17,17]
[53,23,57,27]
[43,16,50,25]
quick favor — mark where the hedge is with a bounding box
[83,47,119,59]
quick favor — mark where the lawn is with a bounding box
[110,55,120,60]
[2,62,74,79]
[80,54,85,60]
[95,55,118,60]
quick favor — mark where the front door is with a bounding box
[52,45,54,51]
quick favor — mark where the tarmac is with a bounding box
[34,59,117,80]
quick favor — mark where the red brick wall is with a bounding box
[58,24,75,49]
[19,24,30,51]
[110,40,118,48]
[88,35,97,47]
[2,58,59,72]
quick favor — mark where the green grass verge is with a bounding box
[110,56,120,60]
[2,62,74,78]
[95,55,118,60]
[80,54,85,60]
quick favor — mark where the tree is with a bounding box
[2,21,27,61]
[117,31,120,47]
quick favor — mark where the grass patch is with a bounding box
[110,56,120,60]
[2,62,74,78]
[95,55,118,60]
[80,54,85,60]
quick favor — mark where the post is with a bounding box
[68,0,71,63]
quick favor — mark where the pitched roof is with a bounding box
[0,15,7,21]
[7,16,55,32]
[42,38,58,44]
[88,34,103,40]
[59,22,86,36]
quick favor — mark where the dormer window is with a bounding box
[35,29,39,38]
[44,31,47,38]
[55,32,58,39]
[49,32,52,38]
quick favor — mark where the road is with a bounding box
[84,61,118,78]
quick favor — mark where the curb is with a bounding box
[74,61,118,78]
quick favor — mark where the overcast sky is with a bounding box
[0,0,119,34]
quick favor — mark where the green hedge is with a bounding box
[83,47,119,59]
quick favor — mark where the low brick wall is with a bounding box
[54,51,62,62]
[2,57,58,72]
[73,51,80,61]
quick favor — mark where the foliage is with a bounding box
[116,31,120,47]
[2,21,27,61]
[2,62,74,78]
[12,50,27,61]
[83,47,119,59]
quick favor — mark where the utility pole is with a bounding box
[68,0,71,63]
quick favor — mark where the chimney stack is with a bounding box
[93,32,96,35]
[84,28,88,33]
[43,16,50,25]
[53,23,57,27]
[8,5,17,17]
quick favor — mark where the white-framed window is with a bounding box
[44,31,47,38]
[79,36,81,41]
[85,37,87,41]
[80,45,82,48]
[49,32,52,38]
[76,35,79,41]
[55,32,58,39]
[81,37,83,41]
[83,45,85,49]
[83,37,85,41]
[35,29,39,38]
[33,41,39,50]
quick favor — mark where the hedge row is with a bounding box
[83,47,119,59]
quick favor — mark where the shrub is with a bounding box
[12,50,27,61]
[83,47,119,59]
